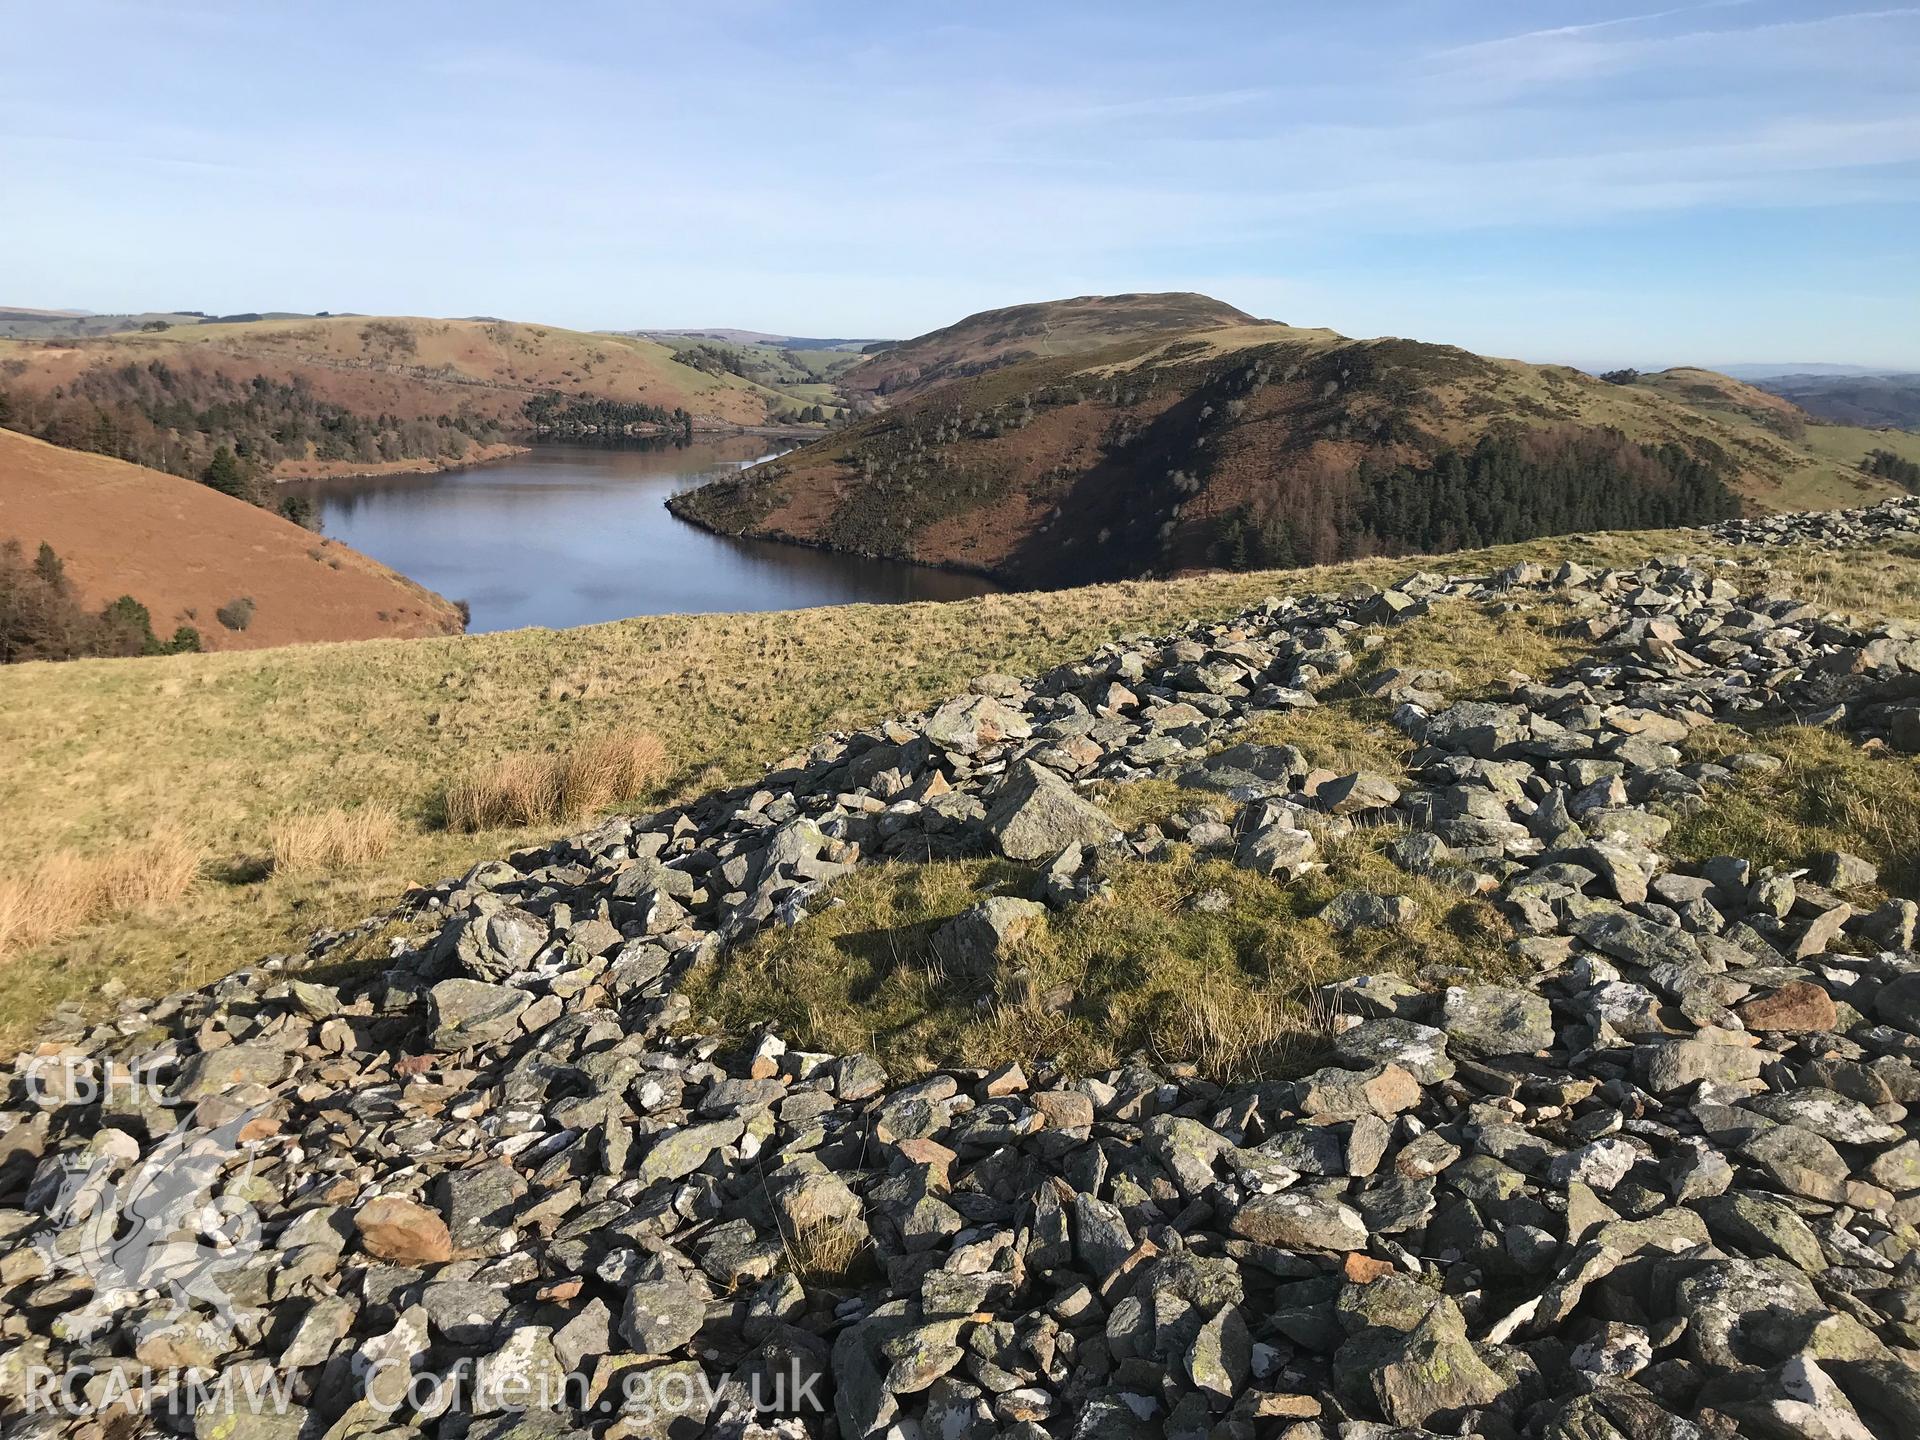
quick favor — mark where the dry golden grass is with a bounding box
[1149,980,1307,1084]
[0,828,200,959]
[778,1215,872,1286]
[444,731,667,832]
[443,754,556,833]
[559,732,669,818]
[270,806,399,876]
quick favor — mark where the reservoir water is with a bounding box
[286,438,998,632]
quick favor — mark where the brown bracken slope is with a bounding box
[0,429,463,650]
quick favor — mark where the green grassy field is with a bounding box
[1799,421,1920,469]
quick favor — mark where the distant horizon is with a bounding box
[8,3,1920,371]
[9,293,1918,381]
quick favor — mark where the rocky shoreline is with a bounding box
[8,499,1920,1439]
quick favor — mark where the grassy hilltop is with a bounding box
[843,291,1265,399]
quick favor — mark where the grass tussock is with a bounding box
[780,1216,872,1286]
[270,805,399,876]
[1148,980,1319,1084]
[0,828,201,959]
[444,731,667,832]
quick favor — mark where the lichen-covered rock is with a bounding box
[984,761,1119,861]
[931,895,1047,980]
[1228,1190,1369,1251]
[1367,1296,1508,1427]
[620,1279,707,1356]
[1441,983,1555,1056]
[1234,819,1320,878]
[1320,889,1419,933]
[450,903,550,981]
[428,977,530,1050]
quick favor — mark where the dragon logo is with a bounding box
[33,1108,266,1342]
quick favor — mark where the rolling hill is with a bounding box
[0,307,345,339]
[1,307,212,339]
[619,330,868,421]
[842,291,1267,400]
[0,313,785,427]
[0,314,827,484]
[629,327,881,352]
[672,306,1908,587]
[0,428,463,650]
[1750,371,1920,431]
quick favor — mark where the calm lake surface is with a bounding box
[287,439,998,633]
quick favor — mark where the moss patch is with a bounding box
[685,827,1512,1083]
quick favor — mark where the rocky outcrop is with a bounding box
[8,503,1920,1439]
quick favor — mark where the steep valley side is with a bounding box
[673,322,1903,586]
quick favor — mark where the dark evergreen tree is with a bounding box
[97,595,162,656]
[279,494,318,530]
[33,542,66,590]
[1352,431,1739,556]
[523,393,678,433]
[202,445,248,497]
[1862,448,1920,490]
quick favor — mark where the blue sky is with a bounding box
[4,1,1917,369]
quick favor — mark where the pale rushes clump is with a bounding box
[781,1216,870,1284]
[444,731,666,832]
[444,754,557,832]
[270,805,400,876]
[555,732,669,819]
[1150,980,1304,1084]
[0,827,201,958]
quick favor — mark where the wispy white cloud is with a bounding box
[995,87,1277,128]
[1430,3,1920,85]
[1434,0,1761,57]
[2,0,1916,362]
